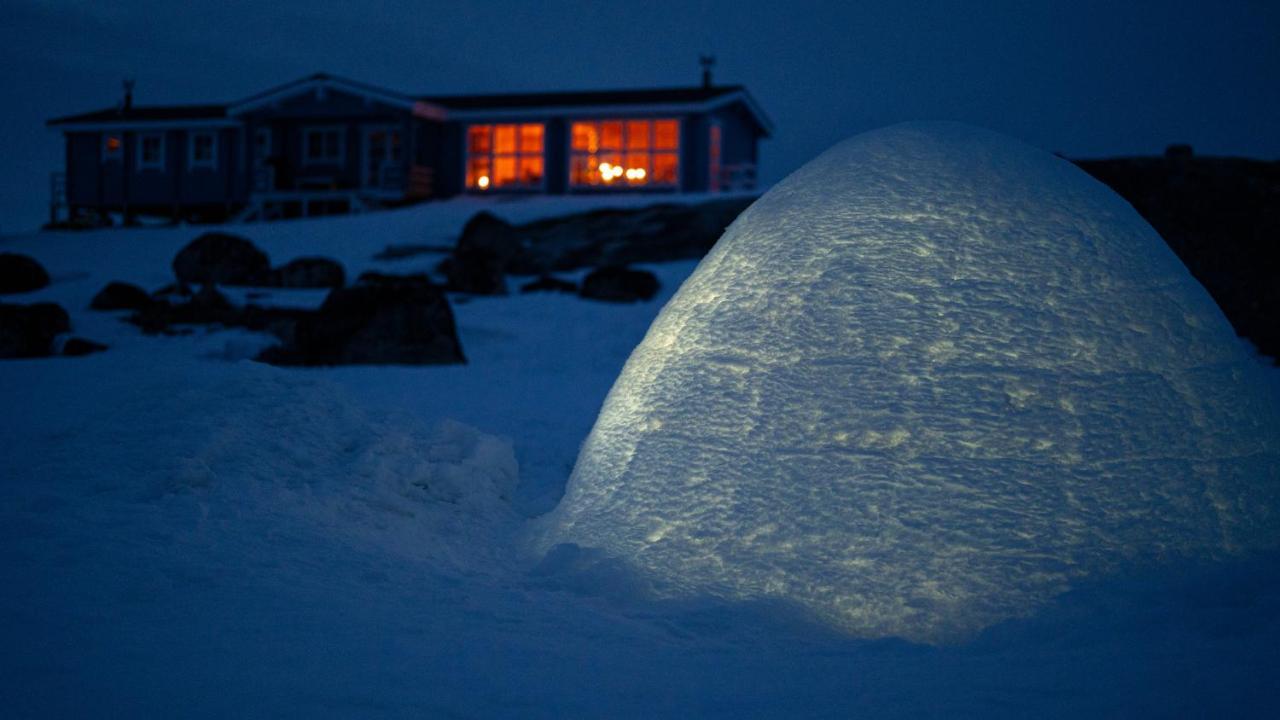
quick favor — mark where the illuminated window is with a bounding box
[303,126,344,165]
[570,118,679,188]
[102,134,123,162]
[189,131,218,170]
[708,123,722,192]
[467,123,544,190]
[137,132,165,171]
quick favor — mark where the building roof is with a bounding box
[48,104,228,126]
[422,85,742,111]
[48,74,772,134]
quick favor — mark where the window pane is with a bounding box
[626,120,650,150]
[571,122,595,152]
[467,156,491,187]
[654,119,679,149]
[493,155,517,186]
[468,125,491,153]
[519,124,544,154]
[600,121,623,150]
[494,125,517,154]
[570,155,593,185]
[104,135,122,155]
[518,155,544,185]
[652,152,678,184]
[323,131,338,159]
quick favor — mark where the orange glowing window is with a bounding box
[466,123,544,189]
[569,119,679,188]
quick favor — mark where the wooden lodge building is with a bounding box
[47,72,772,223]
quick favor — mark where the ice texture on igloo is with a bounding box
[540,122,1280,643]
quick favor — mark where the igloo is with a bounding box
[540,122,1280,643]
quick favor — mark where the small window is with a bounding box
[137,133,165,171]
[189,131,218,170]
[303,127,345,165]
[102,133,123,162]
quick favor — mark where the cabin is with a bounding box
[47,72,772,224]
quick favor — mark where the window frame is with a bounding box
[567,117,681,191]
[136,132,166,171]
[302,125,346,166]
[188,130,219,171]
[464,122,546,192]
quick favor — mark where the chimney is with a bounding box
[699,54,716,89]
[122,78,135,113]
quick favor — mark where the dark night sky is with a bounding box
[2,0,1278,233]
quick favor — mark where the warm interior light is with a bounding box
[477,175,490,189]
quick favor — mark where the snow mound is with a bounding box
[539,122,1280,643]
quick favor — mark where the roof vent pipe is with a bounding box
[122,78,135,113]
[700,54,716,89]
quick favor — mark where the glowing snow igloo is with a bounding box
[542,122,1280,643]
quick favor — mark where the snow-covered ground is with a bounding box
[2,193,1279,717]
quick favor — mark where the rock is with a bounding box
[519,275,578,294]
[268,257,346,289]
[61,337,108,356]
[579,267,659,302]
[172,232,270,286]
[128,284,239,334]
[0,302,70,358]
[458,211,520,261]
[0,253,51,295]
[90,281,155,311]
[152,282,193,301]
[258,273,465,366]
[441,247,507,295]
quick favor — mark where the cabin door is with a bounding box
[362,125,403,189]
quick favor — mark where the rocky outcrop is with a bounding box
[1074,148,1280,361]
[0,253,51,295]
[437,198,755,285]
[579,267,659,303]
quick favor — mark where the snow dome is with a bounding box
[540,122,1280,643]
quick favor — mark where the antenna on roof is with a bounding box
[699,54,716,89]
[121,78,135,113]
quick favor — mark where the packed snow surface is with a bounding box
[3,186,1280,716]
[543,122,1280,642]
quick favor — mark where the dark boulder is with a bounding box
[268,256,346,288]
[172,232,270,286]
[458,211,520,261]
[0,302,70,358]
[440,247,507,295]
[90,281,155,311]
[0,253,51,294]
[258,273,465,366]
[579,267,660,303]
[519,275,578,294]
[61,337,108,357]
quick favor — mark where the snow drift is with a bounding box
[540,122,1280,643]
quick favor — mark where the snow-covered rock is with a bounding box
[540,122,1280,643]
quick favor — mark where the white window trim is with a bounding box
[464,123,547,192]
[188,130,219,170]
[567,118,682,191]
[101,132,124,163]
[136,132,165,171]
[303,125,346,166]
